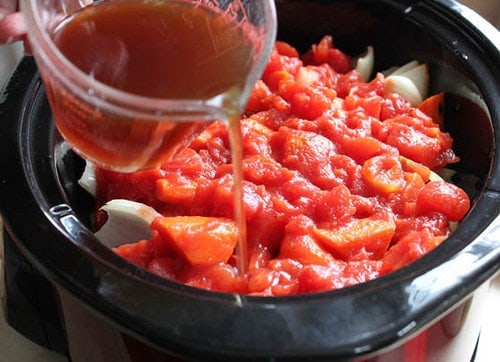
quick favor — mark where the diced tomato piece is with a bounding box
[251,108,291,133]
[396,172,426,216]
[265,70,295,93]
[278,128,339,189]
[341,136,386,164]
[95,168,164,208]
[147,257,177,280]
[279,233,336,266]
[349,73,386,98]
[302,35,352,74]
[243,155,294,186]
[380,93,413,120]
[268,258,304,278]
[385,122,448,169]
[113,240,154,268]
[155,174,197,204]
[342,260,382,286]
[160,148,204,177]
[189,121,227,151]
[382,231,446,273]
[279,216,336,266]
[206,174,237,218]
[262,49,303,90]
[335,70,365,98]
[279,80,335,120]
[276,176,321,216]
[245,80,274,114]
[298,263,346,293]
[247,266,301,296]
[275,40,300,58]
[329,154,366,194]
[246,268,278,295]
[344,94,383,118]
[184,264,245,293]
[248,243,272,271]
[393,214,450,244]
[314,184,356,224]
[416,181,470,221]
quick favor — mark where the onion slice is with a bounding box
[78,161,96,197]
[354,45,374,82]
[94,199,161,248]
[384,60,430,106]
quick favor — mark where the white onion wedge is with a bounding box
[388,60,420,76]
[430,168,456,183]
[383,60,429,106]
[381,66,398,77]
[94,199,161,248]
[78,161,96,197]
[396,63,429,100]
[384,75,423,106]
[354,45,374,82]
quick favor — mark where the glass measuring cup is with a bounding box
[20,0,277,173]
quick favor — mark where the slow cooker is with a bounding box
[1,0,499,361]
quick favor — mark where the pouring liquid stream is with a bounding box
[49,0,256,274]
[228,114,249,274]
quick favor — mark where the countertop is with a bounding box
[1,2,499,361]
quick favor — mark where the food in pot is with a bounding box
[88,36,470,295]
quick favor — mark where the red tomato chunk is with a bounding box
[101,36,470,295]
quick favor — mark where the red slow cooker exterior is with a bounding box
[1,0,500,361]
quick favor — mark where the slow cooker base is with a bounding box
[2,232,67,355]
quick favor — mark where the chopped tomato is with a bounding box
[99,37,470,295]
[302,35,353,74]
[416,181,470,221]
[113,240,154,269]
[279,216,336,266]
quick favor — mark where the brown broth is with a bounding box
[52,0,253,99]
[48,0,254,171]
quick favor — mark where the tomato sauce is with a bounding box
[96,36,470,295]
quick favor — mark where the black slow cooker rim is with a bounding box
[1,0,500,360]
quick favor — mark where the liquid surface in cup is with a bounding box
[48,0,254,171]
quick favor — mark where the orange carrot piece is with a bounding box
[418,92,445,128]
[152,216,238,266]
[400,156,431,182]
[314,216,396,260]
[279,233,335,266]
[362,155,405,194]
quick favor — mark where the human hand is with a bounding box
[0,0,26,45]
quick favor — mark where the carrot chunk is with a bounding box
[418,92,445,128]
[152,216,238,266]
[314,216,396,260]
